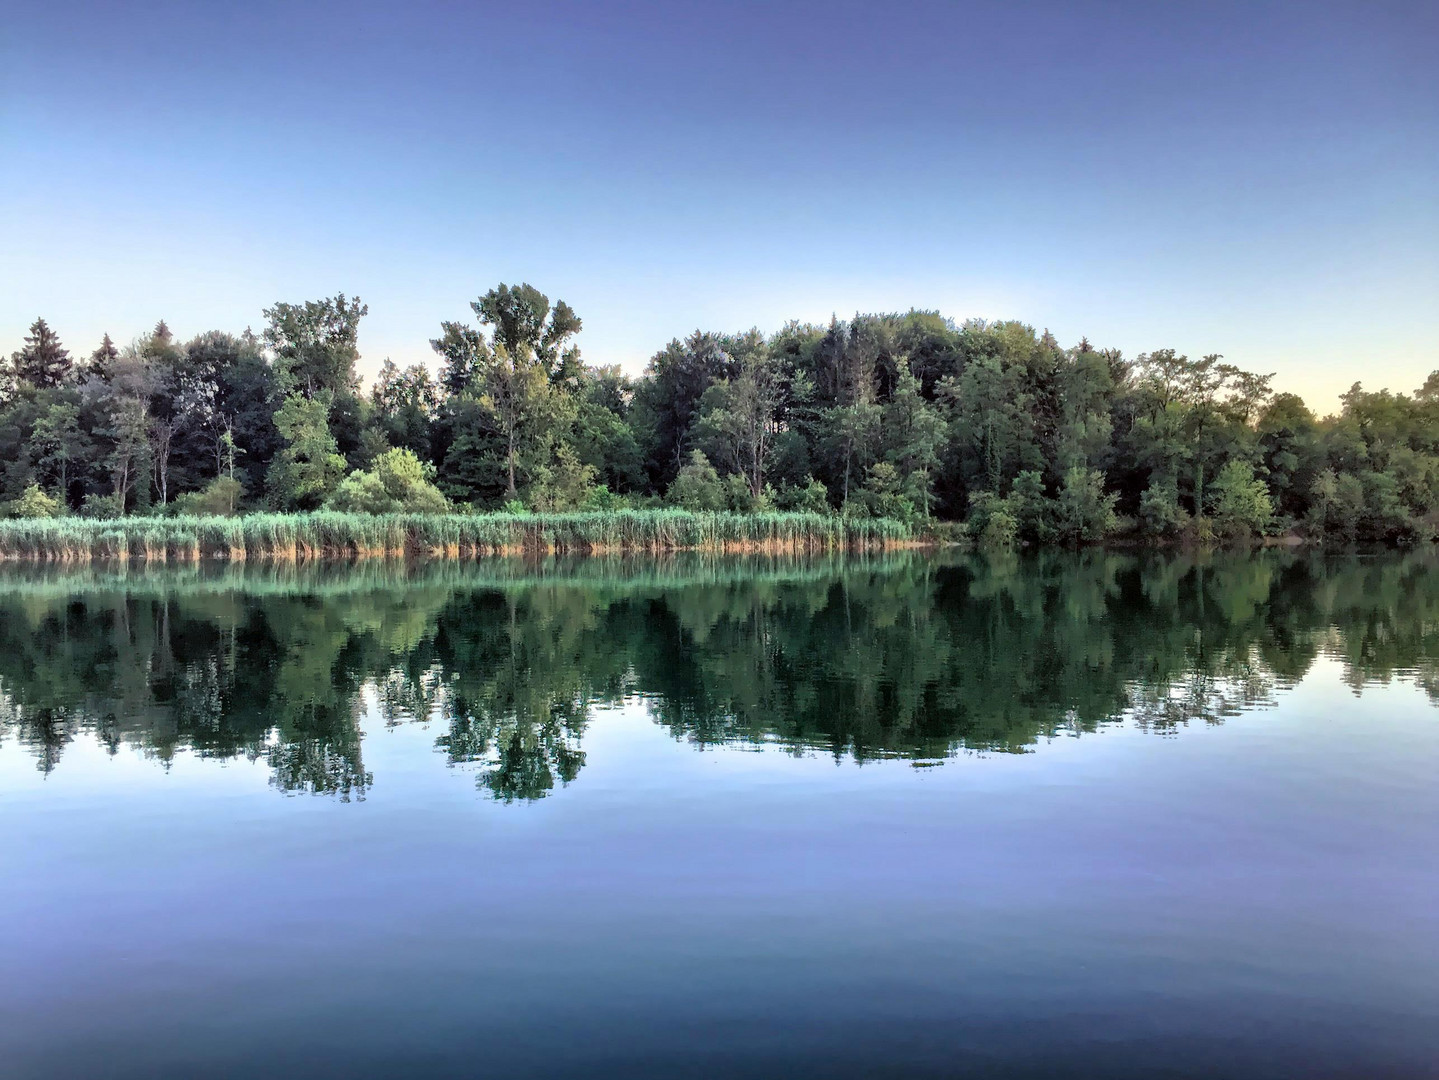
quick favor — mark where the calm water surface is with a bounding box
[1,551,1436,1078]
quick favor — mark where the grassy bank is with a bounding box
[0,510,914,561]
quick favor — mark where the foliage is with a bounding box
[668,450,727,512]
[172,476,244,517]
[1138,478,1188,539]
[775,476,830,515]
[968,491,1018,548]
[8,318,72,389]
[326,449,449,514]
[81,492,124,519]
[4,290,1439,546]
[264,294,367,398]
[525,444,597,512]
[268,393,347,510]
[1055,466,1119,544]
[8,483,61,518]
[1209,460,1273,540]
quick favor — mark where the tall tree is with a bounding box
[267,393,347,510]
[87,333,120,380]
[695,350,784,498]
[430,322,490,397]
[263,294,367,398]
[634,332,734,489]
[9,318,72,390]
[143,321,186,506]
[31,401,86,504]
[473,283,583,383]
[370,359,438,459]
[478,343,562,499]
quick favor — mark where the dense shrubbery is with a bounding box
[5,287,1438,544]
[326,449,449,514]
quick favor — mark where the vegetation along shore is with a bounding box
[4,282,1438,550]
[0,510,917,561]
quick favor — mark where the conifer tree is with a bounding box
[10,318,72,389]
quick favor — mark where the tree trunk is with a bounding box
[842,435,853,507]
[507,428,518,496]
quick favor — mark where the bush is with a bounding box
[1010,470,1054,542]
[968,491,1018,548]
[859,462,915,522]
[1138,478,1188,539]
[1209,460,1273,541]
[326,449,449,514]
[775,476,830,515]
[1055,466,1118,544]
[528,445,598,512]
[81,492,124,519]
[668,451,727,512]
[582,486,630,511]
[172,477,244,517]
[7,484,61,519]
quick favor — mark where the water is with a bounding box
[1,550,1436,1078]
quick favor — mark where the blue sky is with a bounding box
[3,0,1435,409]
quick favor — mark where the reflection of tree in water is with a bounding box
[0,585,453,800]
[2,549,1439,800]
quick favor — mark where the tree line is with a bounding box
[6,284,1438,542]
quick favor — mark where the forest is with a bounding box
[5,283,1438,544]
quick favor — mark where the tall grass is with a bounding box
[0,510,915,562]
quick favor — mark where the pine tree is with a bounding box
[10,318,72,389]
[88,333,120,380]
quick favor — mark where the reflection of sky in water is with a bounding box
[2,557,1438,1078]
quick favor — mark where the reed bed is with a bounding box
[0,510,914,562]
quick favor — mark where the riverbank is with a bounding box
[0,510,920,561]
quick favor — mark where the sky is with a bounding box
[2,0,1435,411]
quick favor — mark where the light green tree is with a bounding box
[31,401,85,505]
[1055,466,1118,543]
[326,447,449,514]
[527,444,598,512]
[268,393,347,510]
[695,351,783,500]
[668,450,727,511]
[1209,460,1273,541]
[8,483,60,518]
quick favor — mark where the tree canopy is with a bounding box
[4,292,1437,544]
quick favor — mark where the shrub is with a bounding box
[8,484,61,519]
[1138,478,1188,539]
[968,491,1018,548]
[326,449,449,514]
[582,486,630,511]
[775,476,830,515]
[1010,470,1054,542]
[172,476,244,517]
[1209,461,1273,541]
[1055,466,1118,544]
[81,492,124,519]
[859,462,914,522]
[668,451,726,512]
[528,445,598,512]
